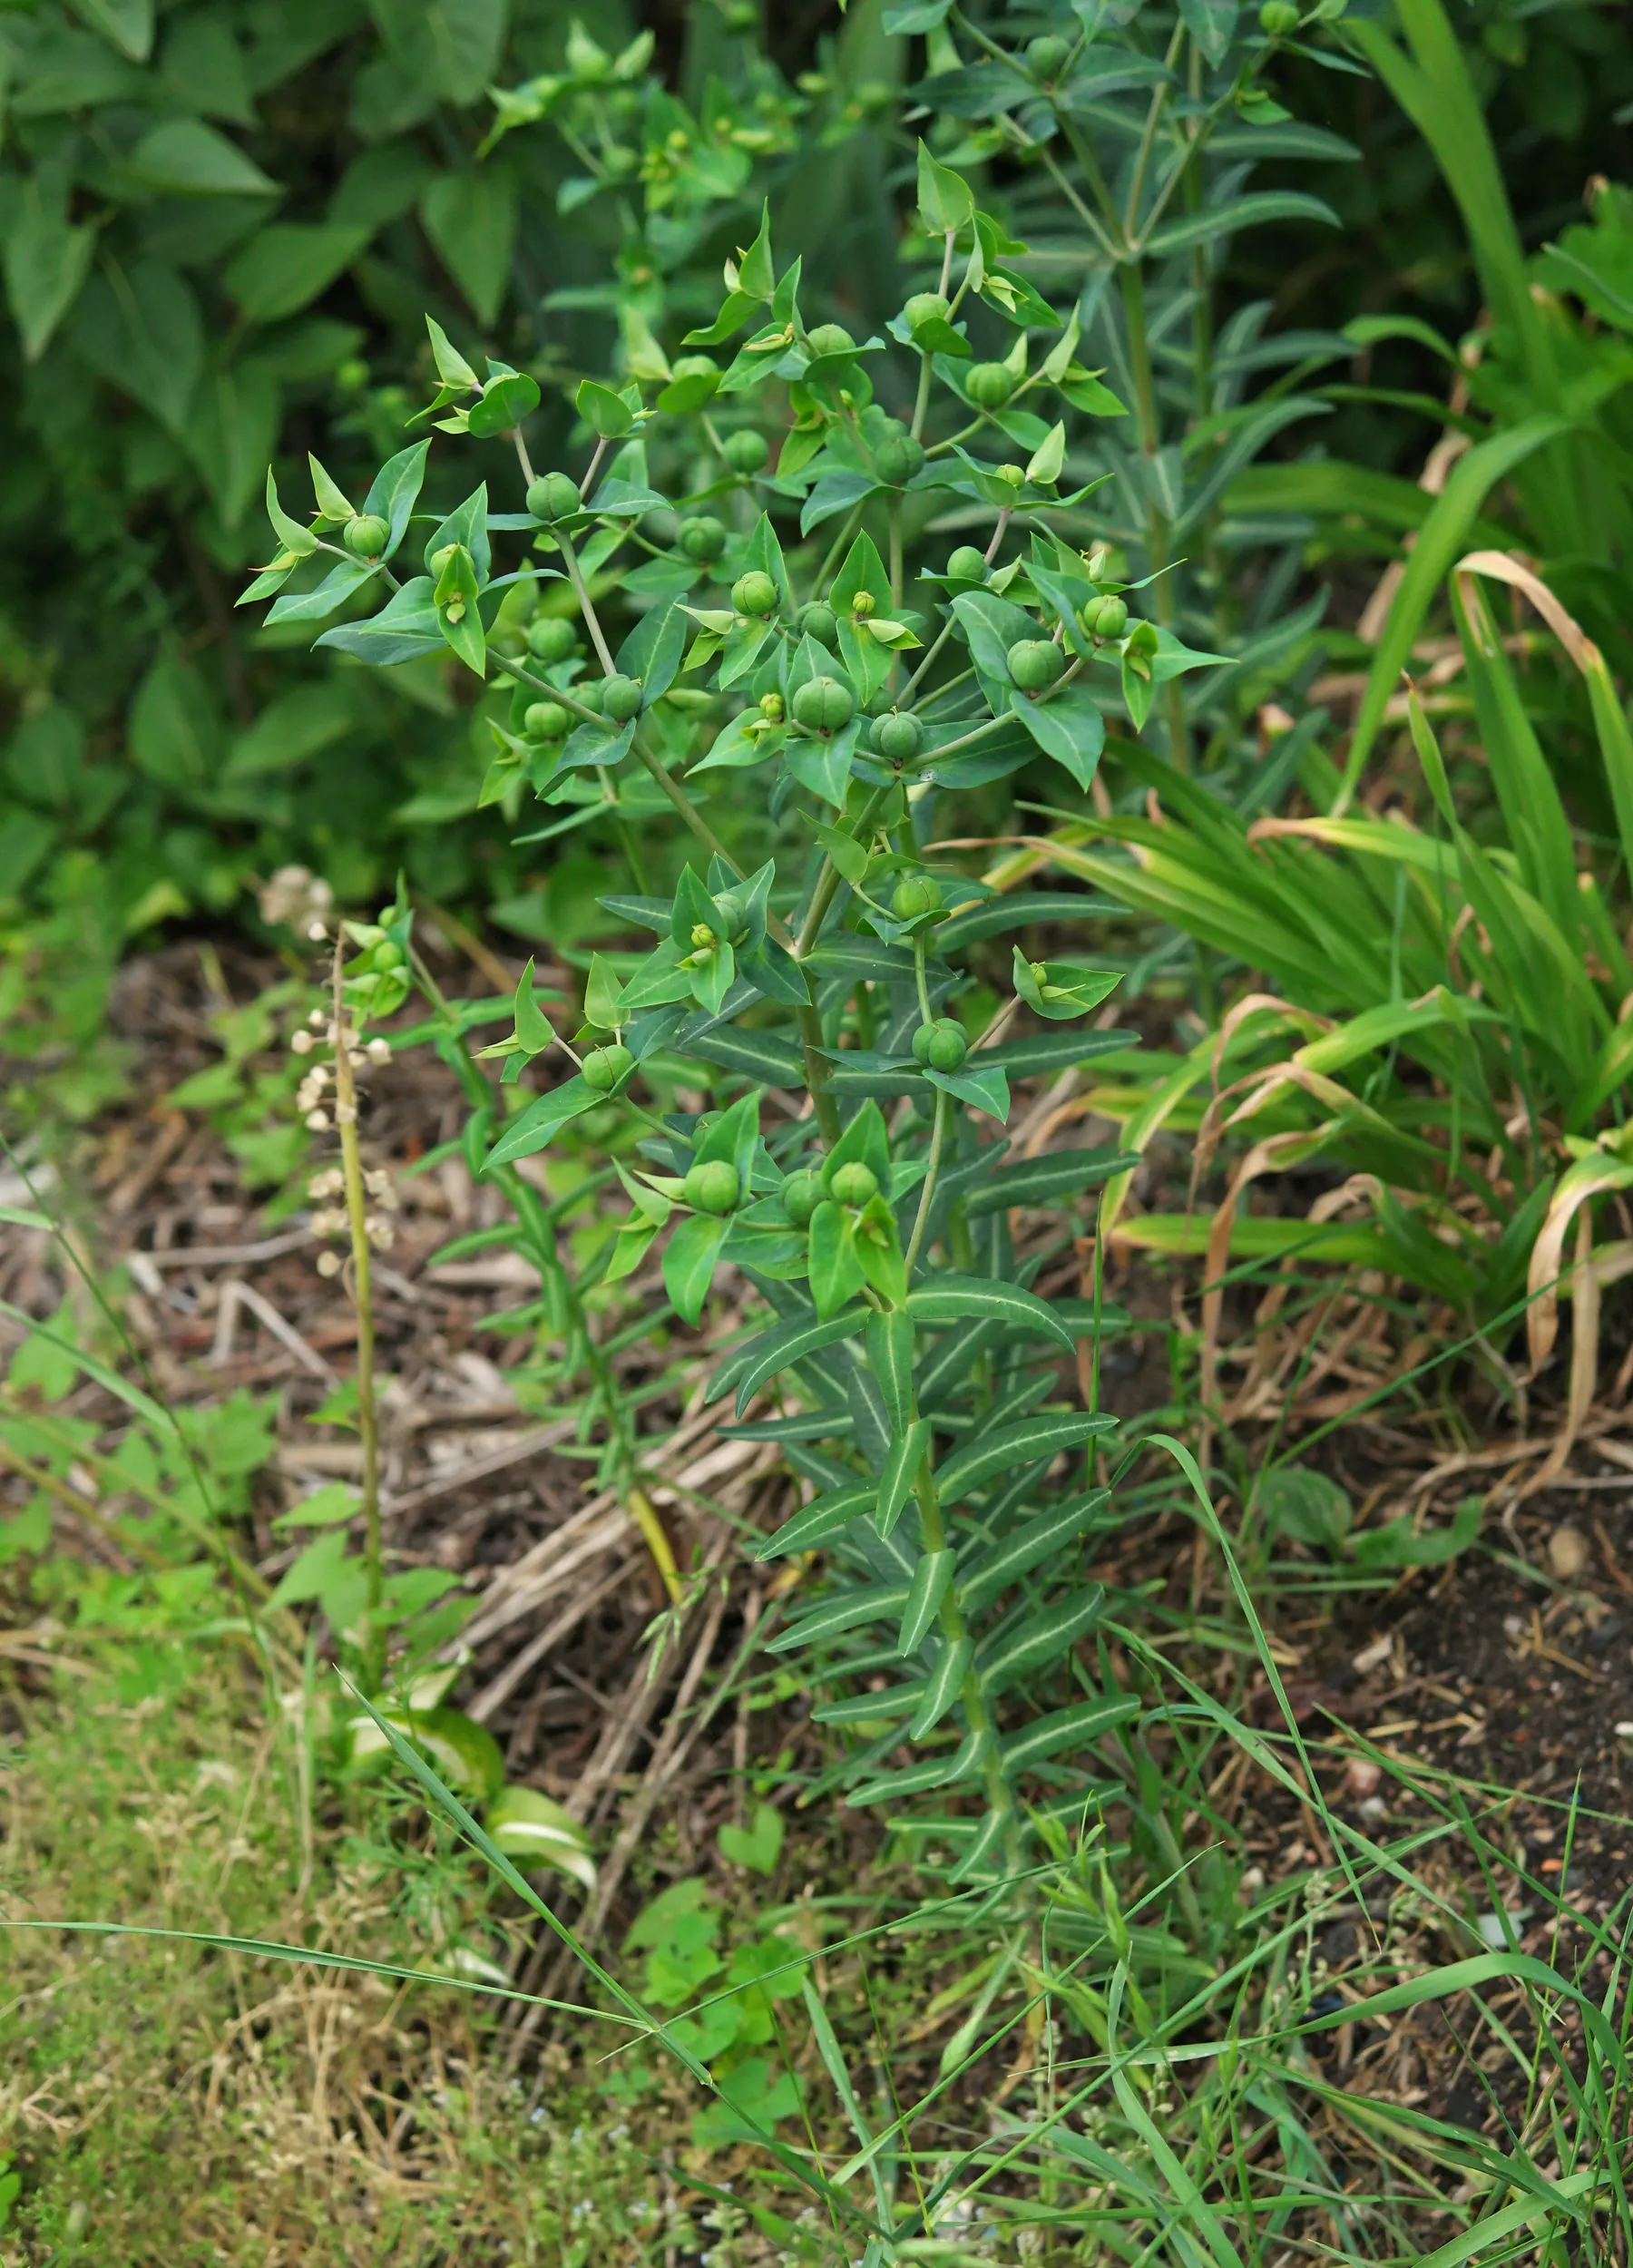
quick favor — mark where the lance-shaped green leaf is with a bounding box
[577,377,635,437]
[425,316,480,393]
[846,1725,990,1806]
[766,1582,911,1652]
[266,556,378,624]
[916,140,973,234]
[469,370,542,439]
[808,1200,866,1318]
[757,1481,876,1560]
[875,1418,929,1539]
[316,575,442,664]
[1012,947,1122,1021]
[434,543,485,676]
[897,1548,955,1656]
[865,1308,915,1436]
[263,469,317,558]
[513,957,554,1052]
[361,439,430,558]
[584,953,626,1032]
[718,1306,869,1415]
[484,1076,598,1168]
[978,1586,1106,1696]
[924,1061,1009,1121]
[308,452,354,521]
[910,1637,973,1737]
[1009,683,1105,790]
[663,1210,732,1325]
[938,1413,1115,1505]
[964,1150,1138,1217]
[905,1276,1077,1351]
[1001,1693,1140,1774]
[951,588,1037,680]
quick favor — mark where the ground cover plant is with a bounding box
[3,0,1633,2263]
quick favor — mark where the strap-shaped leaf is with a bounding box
[937,1412,1116,1502]
[484,1075,597,1167]
[910,1637,973,1737]
[936,890,1120,950]
[846,1725,991,1807]
[978,1586,1106,1696]
[906,1275,1076,1352]
[766,1582,910,1651]
[812,1683,924,1725]
[897,1548,955,1656]
[866,1308,915,1436]
[988,1029,1139,1079]
[719,1305,866,1414]
[958,1489,1111,1613]
[1001,1694,1140,1774]
[875,1418,929,1539]
[964,1148,1141,1217]
[757,1482,877,1561]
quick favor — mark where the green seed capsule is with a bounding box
[892,875,942,921]
[828,1160,879,1207]
[903,291,951,331]
[523,701,571,740]
[780,1168,823,1227]
[966,362,1014,411]
[581,1042,633,1090]
[1081,594,1129,642]
[678,515,727,562]
[731,570,779,618]
[874,711,924,764]
[683,1158,740,1215]
[1026,33,1071,80]
[797,601,837,647]
[525,471,582,523]
[806,322,857,358]
[526,617,578,663]
[722,429,769,474]
[925,1019,968,1071]
[601,675,643,722]
[946,546,988,582]
[1007,639,1066,692]
[791,677,855,733]
[344,513,390,559]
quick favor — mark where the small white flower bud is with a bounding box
[290,1029,315,1055]
[308,1009,326,1030]
[316,1249,342,1277]
[366,1216,395,1250]
[335,1102,357,1126]
[367,1037,391,1064]
[305,1109,329,1131]
[307,921,328,941]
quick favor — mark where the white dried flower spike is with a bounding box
[315,1249,342,1277]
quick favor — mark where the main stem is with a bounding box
[331,951,384,1695]
[1119,259,1190,774]
[913,1444,1016,1849]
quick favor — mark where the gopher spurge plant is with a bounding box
[244,171,1239,1876]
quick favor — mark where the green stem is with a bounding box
[331,948,384,1696]
[632,739,741,875]
[904,1088,951,1278]
[912,1443,1016,1853]
[555,530,617,677]
[1119,263,1189,773]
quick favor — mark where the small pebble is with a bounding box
[1548,1525,1589,1580]
[1358,1795,1388,1823]
[1345,1758,1382,1798]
